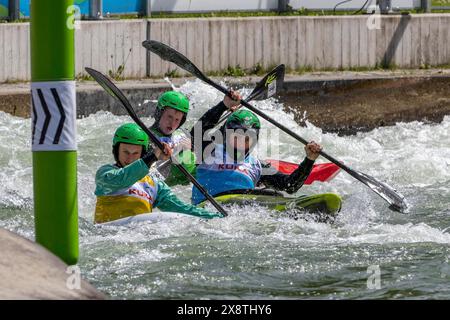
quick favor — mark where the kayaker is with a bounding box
[148,91,196,186]
[94,123,223,223]
[189,91,324,205]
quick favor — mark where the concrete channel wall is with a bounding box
[0,14,449,82]
[0,22,30,82]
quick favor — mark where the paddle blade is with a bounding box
[247,64,285,101]
[143,40,205,81]
[85,67,133,114]
[351,170,408,213]
[85,67,161,149]
[214,64,286,126]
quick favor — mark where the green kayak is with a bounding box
[199,189,342,222]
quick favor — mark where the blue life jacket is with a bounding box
[192,144,262,204]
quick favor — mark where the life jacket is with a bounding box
[151,127,196,185]
[95,175,158,223]
[150,127,187,150]
[192,144,262,204]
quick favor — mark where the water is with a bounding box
[1,79,450,299]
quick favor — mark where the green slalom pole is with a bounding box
[31,0,78,264]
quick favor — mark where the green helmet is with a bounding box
[225,109,261,131]
[113,123,149,150]
[157,91,189,114]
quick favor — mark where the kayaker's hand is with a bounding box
[223,89,241,111]
[305,141,322,161]
[154,142,173,161]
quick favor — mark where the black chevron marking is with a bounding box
[51,88,66,144]
[37,89,51,145]
[31,94,37,144]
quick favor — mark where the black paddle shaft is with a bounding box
[216,64,285,126]
[84,67,228,217]
[131,110,229,217]
[212,82,407,212]
[157,65,285,173]
[142,40,408,213]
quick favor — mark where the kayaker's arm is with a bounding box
[94,159,152,196]
[153,180,224,219]
[94,148,161,196]
[190,90,241,155]
[190,101,228,150]
[259,157,315,194]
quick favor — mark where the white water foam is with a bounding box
[1,80,450,248]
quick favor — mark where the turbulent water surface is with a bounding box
[1,79,449,299]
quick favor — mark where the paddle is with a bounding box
[85,67,229,217]
[142,40,408,213]
[156,64,285,173]
[215,64,285,126]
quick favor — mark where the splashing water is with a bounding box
[1,79,450,299]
